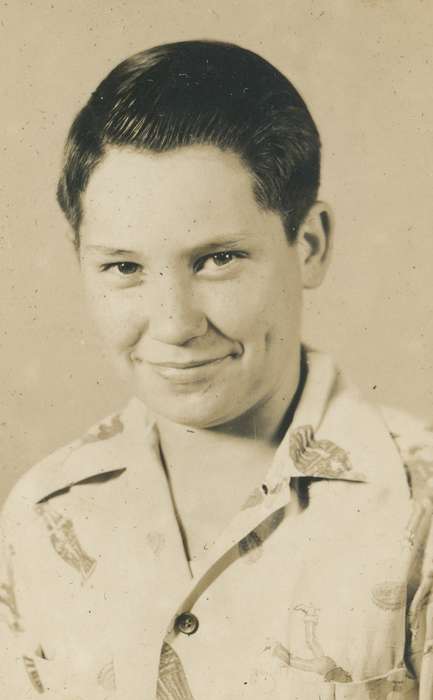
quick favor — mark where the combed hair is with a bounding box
[57,40,321,248]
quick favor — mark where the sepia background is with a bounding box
[1,0,432,505]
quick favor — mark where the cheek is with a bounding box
[207,274,300,345]
[84,284,141,350]
[203,284,263,340]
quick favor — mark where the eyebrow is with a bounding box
[187,238,249,258]
[84,237,252,259]
[84,245,138,257]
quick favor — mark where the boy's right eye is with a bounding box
[101,262,141,275]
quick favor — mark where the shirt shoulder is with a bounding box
[380,405,433,503]
[1,399,154,529]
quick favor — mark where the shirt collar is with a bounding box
[34,347,406,509]
[265,349,369,492]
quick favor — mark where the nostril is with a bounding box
[129,351,142,363]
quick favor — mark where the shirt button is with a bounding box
[174,612,199,636]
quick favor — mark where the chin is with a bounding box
[145,390,243,429]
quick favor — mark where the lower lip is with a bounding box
[149,356,235,384]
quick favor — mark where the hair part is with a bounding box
[57,40,321,249]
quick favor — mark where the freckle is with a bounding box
[147,531,165,555]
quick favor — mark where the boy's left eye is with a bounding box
[194,251,246,273]
[212,252,236,266]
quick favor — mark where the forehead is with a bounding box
[80,145,265,245]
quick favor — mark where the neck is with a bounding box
[153,348,307,562]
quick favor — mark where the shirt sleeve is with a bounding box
[0,516,47,697]
[383,407,433,699]
[410,516,433,700]
[0,488,116,699]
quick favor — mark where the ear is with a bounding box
[296,201,334,289]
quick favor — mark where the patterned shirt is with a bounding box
[1,350,433,699]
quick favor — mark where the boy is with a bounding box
[1,40,432,699]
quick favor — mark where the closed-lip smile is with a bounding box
[145,354,238,386]
[150,356,231,370]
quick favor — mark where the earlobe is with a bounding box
[296,201,333,289]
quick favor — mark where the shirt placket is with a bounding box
[161,477,295,642]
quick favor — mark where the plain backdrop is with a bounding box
[1,0,432,505]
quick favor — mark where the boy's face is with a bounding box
[79,145,317,430]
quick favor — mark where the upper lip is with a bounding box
[149,356,231,369]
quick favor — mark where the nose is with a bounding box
[146,272,208,346]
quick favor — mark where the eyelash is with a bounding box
[100,251,247,276]
[193,250,247,273]
[100,261,141,275]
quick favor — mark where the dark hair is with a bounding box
[57,40,321,248]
